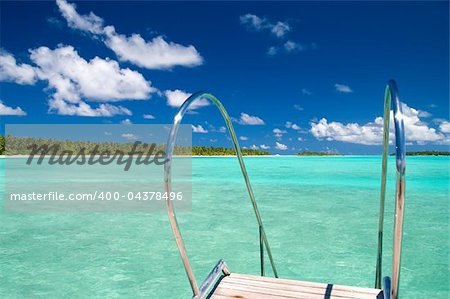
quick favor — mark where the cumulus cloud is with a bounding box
[271,22,291,38]
[301,88,312,96]
[104,28,203,69]
[0,100,27,116]
[284,41,304,52]
[273,128,287,139]
[439,121,450,133]
[235,112,265,125]
[218,126,227,133]
[240,136,248,141]
[28,45,153,116]
[268,42,314,56]
[192,124,208,133]
[31,46,154,102]
[260,144,270,149]
[311,104,447,145]
[285,121,301,130]
[0,51,37,85]
[121,133,138,140]
[49,99,131,117]
[143,114,155,119]
[267,46,278,56]
[121,118,132,125]
[335,83,353,93]
[56,0,203,69]
[417,110,432,118]
[164,89,209,110]
[56,0,103,34]
[240,13,314,56]
[240,14,290,38]
[275,142,288,150]
[250,144,259,149]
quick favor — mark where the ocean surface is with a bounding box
[0,156,448,298]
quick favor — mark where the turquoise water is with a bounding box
[0,156,448,298]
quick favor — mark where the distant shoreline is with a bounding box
[1,154,449,158]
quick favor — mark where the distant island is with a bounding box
[0,135,269,156]
[391,151,450,156]
[192,146,268,156]
[297,151,342,156]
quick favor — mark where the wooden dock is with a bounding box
[210,273,383,299]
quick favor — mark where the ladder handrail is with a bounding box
[375,80,406,299]
[164,92,278,297]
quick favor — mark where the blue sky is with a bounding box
[0,1,448,154]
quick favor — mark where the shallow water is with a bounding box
[0,156,448,298]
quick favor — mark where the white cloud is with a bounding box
[48,99,131,117]
[285,121,301,130]
[240,136,248,141]
[275,142,288,150]
[31,45,154,102]
[260,144,270,149]
[311,118,384,145]
[267,46,278,56]
[218,126,226,133]
[301,88,312,96]
[0,100,27,116]
[121,133,138,140]
[284,41,304,52]
[164,89,209,110]
[268,42,306,56]
[56,0,104,34]
[0,51,37,85]
[335,83,353,93]
[104,27,203,70]
[297,137,304,141]
[273,128,287,138]
[192,124,208,133]
[240,14,265,31]
[417,110,432,118]
[311,104,446,145]
[250,144,259,149]
[143,114,155,119]
[56,0,203,70]
[240,14,290,38]
[235,112,265,125]
[271,22,291,38]
[294,104,304,111]
[439,121,450,133]
[27,45,153,116]
[121,118,132,125]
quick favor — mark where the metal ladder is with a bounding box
[163,80,406,299]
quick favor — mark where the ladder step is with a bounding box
[210,273,383,299]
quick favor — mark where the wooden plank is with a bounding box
[230,273,382,295]
[211,286,321,299]
[209,273,383,299]
[220,277,379,298]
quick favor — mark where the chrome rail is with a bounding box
[164,92,278,297]
[374,80,406,299]
[383,276,391,299]
[195,259,230,299]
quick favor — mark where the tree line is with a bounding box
[0,135,269,156]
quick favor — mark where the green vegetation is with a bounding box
[297,151,342,156]
[191,146,268,156]
[404,151,449,156]
[0,135,269,156]
[0,135,4,155]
